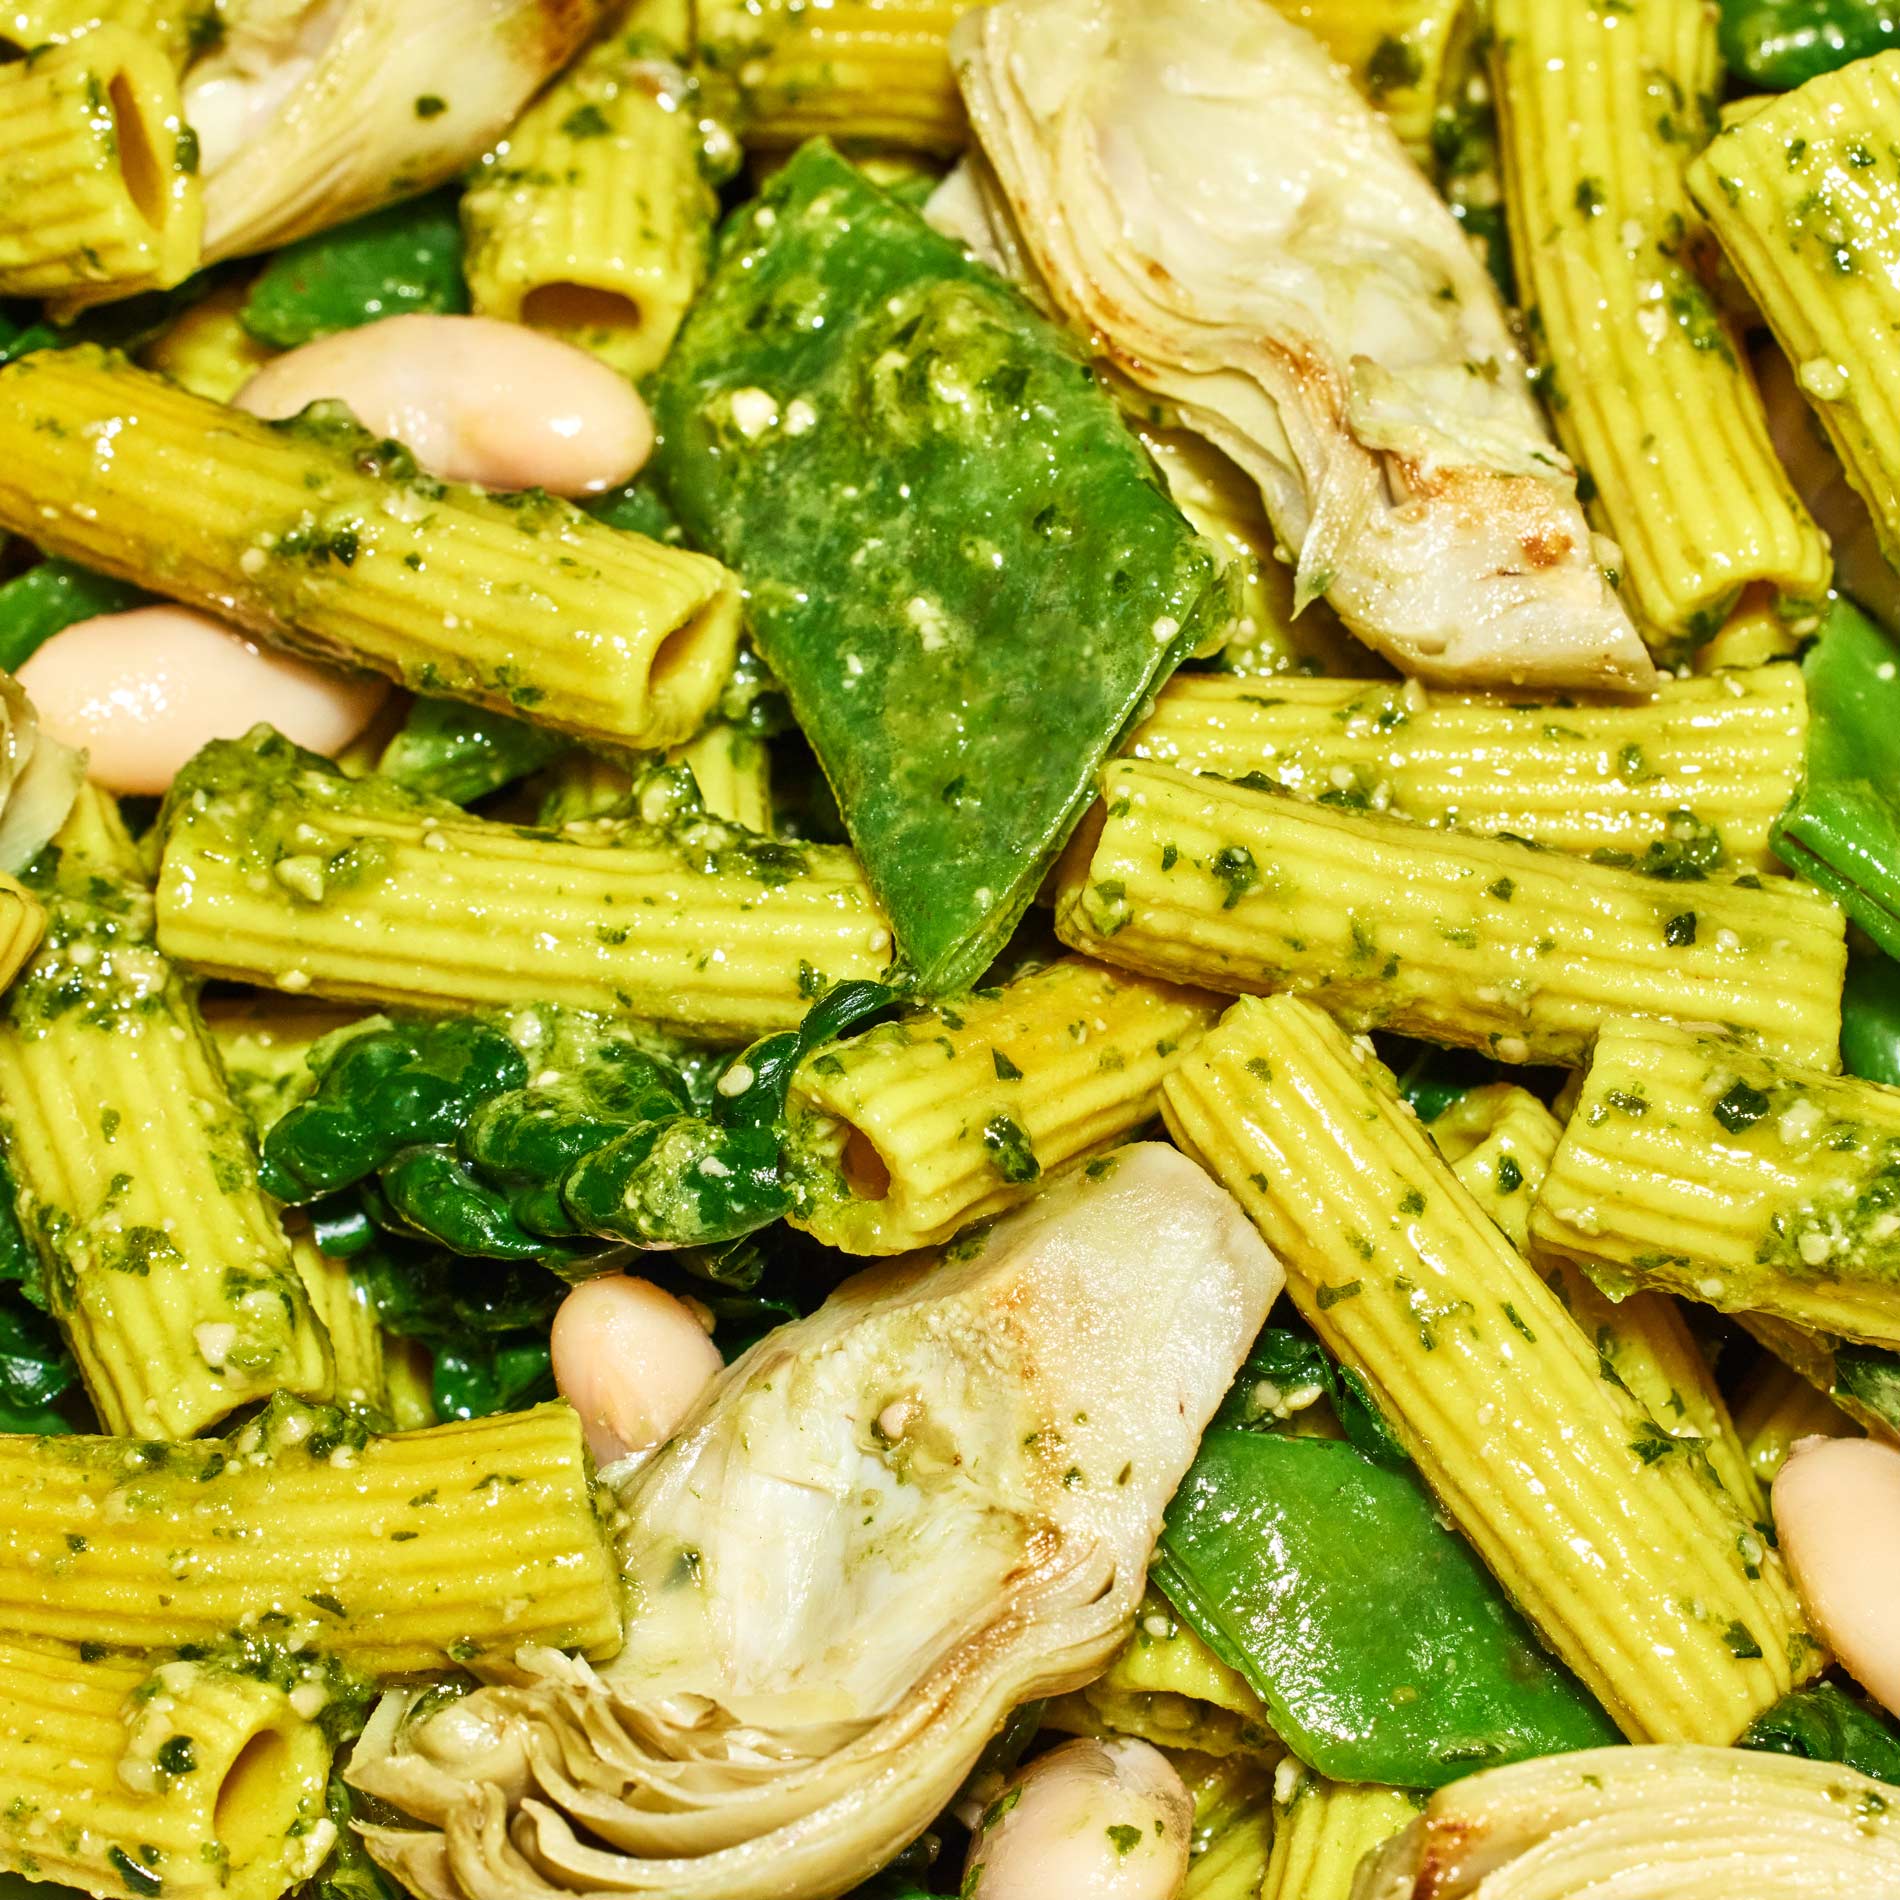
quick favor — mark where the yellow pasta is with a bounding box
[1427,1083,1764,1521]
[1040,1586,1277,1760]
[1530,1019,1900,1352]
[1732,1354,1859,1489]
[1258,1764,1423,1900]
[0,348,740,755]
[155,730,890,1041]
[138,277,278,402]
[201,994,360,1136]
[1054,759,1846,1071]
[0,788,332,1439]
[0,871,45,991]
[0,0,212,65]
[1492,0,1830,652]
[1272,0,1475,157]
[698,0,977,154]
[0,1639,332,1900]
[1126,668,1806,871]
[1162,995,1814,1744]
[1737,1311,1900,1446]
[1689,52,1900,575]
[0,28,201,302]
[0,1397,622,1675]
[462,26,720,381]
[1179,1752,1278,1900]
[289,1231,390,1423]
[785,955,1222,1253]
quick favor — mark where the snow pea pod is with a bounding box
[1155,1430,1617,1787]
[1718,0,1900,87]
[241,191,468,350]
[1842,950,1900,1087]
[1772,599,1900,958]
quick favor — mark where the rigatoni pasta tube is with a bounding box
[1162,995,1813,1743]
[1733,1355,1859,1489]
[462,29,719,382]
[0,1640,332,1900]
[0,0,209,64]
[1736,1311,1900,1446]
[698,0,976,154]
[785,955,1221,1253]
[139,279,279,402]
[1689,53,1900,577]
[0,1397,621,1675]
[1258,1764,1422,1900]
[0,348,740,755]
[290,1232,391,1423]
[1491,0,1829,651]
[0,787,332,1440]
[1054,759,1846,1071]
[1127,668,1806,872]
[0,29,201,301]
[0,873,44,993]
[1427,1083,1765,1522]
[155,729,890,1041]
[1530,1019,1900,1352]
[1268,0,1473,158]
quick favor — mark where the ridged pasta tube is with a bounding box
[155,730,890,1040]
[698,0,976,153]
[1530,1019,1900,1352]
[462,28,719,381]
[0,1397,621,1675]
[1269,0,1474,158]
[1491,0,1830,651]
[0,29,201,302]
[1127,668,1807,871]
[672,723,772,835]
[1427,1084,1765,1521]
[139,278,279,402]
[0,872,45,992]
[0,787,332,1439]
[1258,1763,1422,1900]
[0,1639,332,1900]
[289,1232,391,1423]
[1690,53,1900,579]
[1733,1354,1859,1489]
[0,0,208,64]
[785,956,1222,1253]
[0,348,740,755]
[202,995,359,1136]
[1737,1310,1900,1446]
[1162,995,1814,1743]
[1180,1754,1277,1900]
[1054,760,1846,1071]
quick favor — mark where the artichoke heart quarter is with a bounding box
[1353,1746,1900,1899]
[351,1142,1282,1900]
[949,0,1658,696]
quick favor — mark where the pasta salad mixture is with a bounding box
[0,1,1899,1898]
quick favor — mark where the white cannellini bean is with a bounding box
[550,1275,723,1467]
[17,605,387,796]
[233,313,653,497]
[963,1737,1192,1900]
[1774,1435,1900,1719]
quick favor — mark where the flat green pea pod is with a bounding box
[1155,1430,1617,1787]
[1842,950,1900,1086]
[1719,0,1900,87]
[259,1019,531,1200]
[241,191,469,350]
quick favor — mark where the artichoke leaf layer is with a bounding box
[352,1143,1282,1900]
[947,0,1657,695]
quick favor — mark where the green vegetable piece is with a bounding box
[1743,1679,1900,1783]
[241,191,468,349]
[654,143,1226,995]
[585,479,684,544]
[0,271,227,370]
[261,1020,530,1200]
[0,559,147,674]
[1832,1340,1900,1436]
[1772,599,1900,957]
[1843,951,1900,1087]
[310,1774,403,1900]
[377,698,565,805]
[1718,0,1900,88]
[430,1337,555,1421]
[1155,1430,1618,1787]
[379,1146,562,1260]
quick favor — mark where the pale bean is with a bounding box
[17,605,386,796]
[963,1737,1191,1900]
[233,313,652,497]
[1774,1436,1900,1719]
[550,1276,723,1468]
